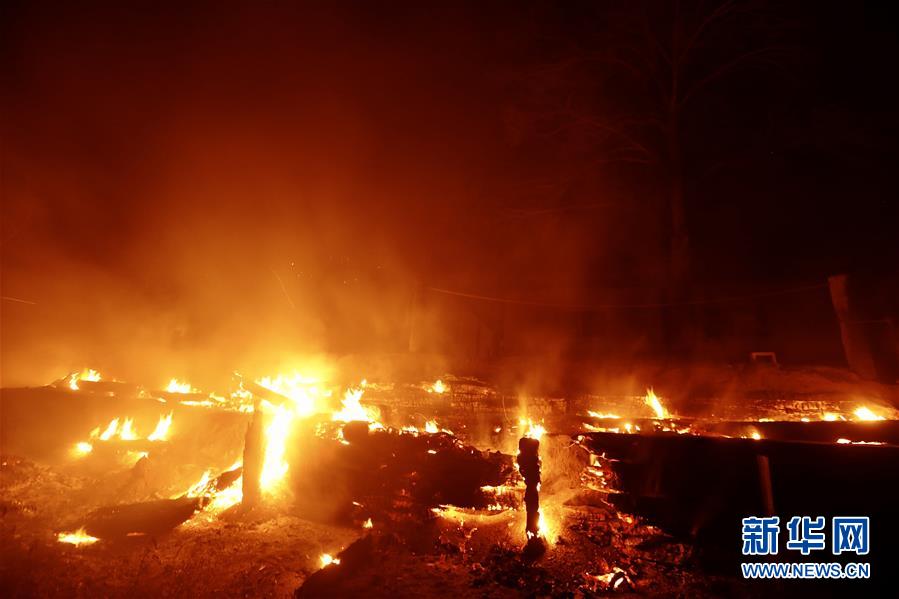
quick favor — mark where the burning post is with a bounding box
[517,425,545,557]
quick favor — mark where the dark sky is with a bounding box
[2,1,897,384]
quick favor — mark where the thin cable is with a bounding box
[426,282,829,311]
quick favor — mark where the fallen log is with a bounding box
[82,496,202,538]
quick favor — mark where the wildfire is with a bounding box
[320,554,340,567]
[166,379,197,394]
[643,388,671,419]
[853,406,886,421]
[57,528,99,546]
[68,368,101,391]
[147,412,174,441]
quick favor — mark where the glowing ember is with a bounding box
[853,406,886,421]
[68,368,102,390]
[643,388,671,419]
[320,553,340,567]
[520,418,546,440]
[166,378,196,394]
[147,412,174,441]
[57,528,99,546]
[428,379,447,394]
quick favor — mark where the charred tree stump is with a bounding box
[242,402,264,506]
[517,436,545,557]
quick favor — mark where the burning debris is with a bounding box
[1,367,896,596]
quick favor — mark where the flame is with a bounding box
[260,402,294,493]
[853,406,886,421]
[643,388,670,419]
[424,420,440,434]
[148,412,174,441]
[119,417,139,441]
[587,411,621,419]
[821,412,843,422]
[256,373,326,418]
[320,553,340,567]
[57,528,99,546]
[166,378,197,394]
[520,418,546,440]
[331,386,380,424]
[362,518,373,529]
[428,379,447,394]
[71,441,93,457]
[207,476,244,512]
[98,418,120,441]
[185,470,214,497]
[68,368,101,390]
[836,438,884,446]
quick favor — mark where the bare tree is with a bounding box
[501,0,796,293]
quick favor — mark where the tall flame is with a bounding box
[148,412,174,441]
[643,388,671,419]
[260,402,294,493]
[98,418,120,441]
[119,418,139,441]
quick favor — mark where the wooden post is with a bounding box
[242,401,264,507]
[517,436,545,556]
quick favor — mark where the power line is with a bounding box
[426,282,829,311]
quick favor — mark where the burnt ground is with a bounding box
[1,364,897,597]
[0,450,746,598]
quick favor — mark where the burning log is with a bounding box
[517,436,545,557]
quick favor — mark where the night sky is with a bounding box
[2,1,897,384]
